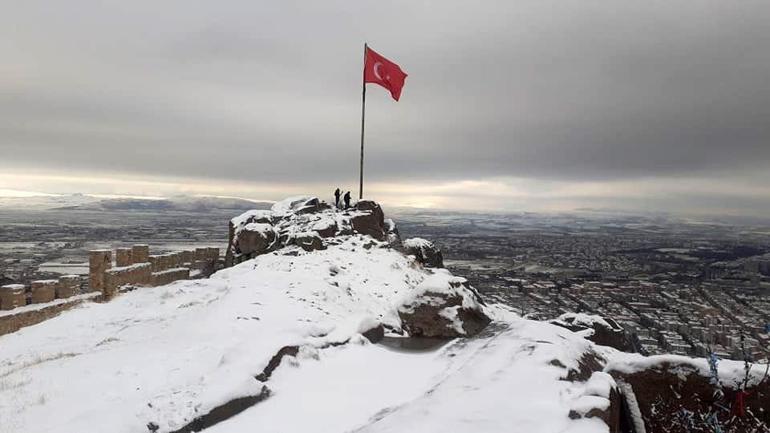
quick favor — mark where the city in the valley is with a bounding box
[2,197,769,362]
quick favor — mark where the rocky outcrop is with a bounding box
[384,218,400,246]
[551,313,634,353]
[350,200,386,241]
[397,270,490,338]
[290,232,325,252]
[567,372,622,433]
[225,197,492,339]
[165,386,271,433]
[237,223,278,256]
[607,357,770,433]
[225,197,393,266]
[402,237,444,268]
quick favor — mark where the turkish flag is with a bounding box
[363,46,407,101]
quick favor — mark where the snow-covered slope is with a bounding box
[0,200,618,433]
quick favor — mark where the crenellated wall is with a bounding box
[0,274,83,312]
[96,245,220,300]
[0,245,220,336]
[0,245,220,311]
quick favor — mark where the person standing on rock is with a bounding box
[334,188,341,208]
[343,191,351,209]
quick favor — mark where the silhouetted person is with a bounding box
[343,191,351,209]
[334,188,341,208]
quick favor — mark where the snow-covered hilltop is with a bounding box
[1,197,768,433]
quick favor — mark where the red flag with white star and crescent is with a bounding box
[363,46,408,101]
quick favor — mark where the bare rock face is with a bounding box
[550,313,634,353]
[237,223,278,256]
[402,238,444,268]
[359,321,385,344]
[314,220,338,238]
[607,358,770,433]
[350,200,386,241]
[397,270,490,338]
[291,233,325,252]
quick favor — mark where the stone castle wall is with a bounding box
[97,245,220,300]
[0,245,220,336]
[1,245,220,313]
[1,275,84,311]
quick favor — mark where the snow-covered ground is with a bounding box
[0,232,617,433]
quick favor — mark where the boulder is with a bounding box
[403,237,444,268]
[311,219,338,238]
[291,232,326,252]
[397,270,490,338]
[226,210,276,266]
[384,218,401,246]
[294,197,331,215]
[351,200,386,241]
[358,319,385,344]
[236,223,278,257]
[550,313,634,352]
[271,196,322,216]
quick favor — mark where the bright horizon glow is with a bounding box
[2,168,770,217]
[0,189,60,198]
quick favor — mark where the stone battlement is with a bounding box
[1,275,83,311]
[0,245,220,336]
[92,245,220,300]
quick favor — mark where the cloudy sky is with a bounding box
[1,1,769,214]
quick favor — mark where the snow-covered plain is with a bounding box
[0,230,618,433]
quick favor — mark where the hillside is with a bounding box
[0,197,767,433]
[0,193,271,212]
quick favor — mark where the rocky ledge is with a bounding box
[225,196,398,265]
[226,196,488,339]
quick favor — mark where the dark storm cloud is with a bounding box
[1,0,769,186]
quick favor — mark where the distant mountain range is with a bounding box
[0,193,272,212]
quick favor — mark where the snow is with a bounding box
[616,381,647,433]
[241,222,274,235]
[1,213,618,433]
[350,319,610,433]
[311,218,336,232]
[606,352,770,388]
[553,313,613,330]
[0,236,434,433]
[402,237,433,249]
[270,196,315,216]
[0,292,100,318]
[583,372,616,399]
[231,209,272,228]
[397,270,484,335]
[153,267,190,275]
[205,316,612,433]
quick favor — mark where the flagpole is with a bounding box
[359,43,367,200]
